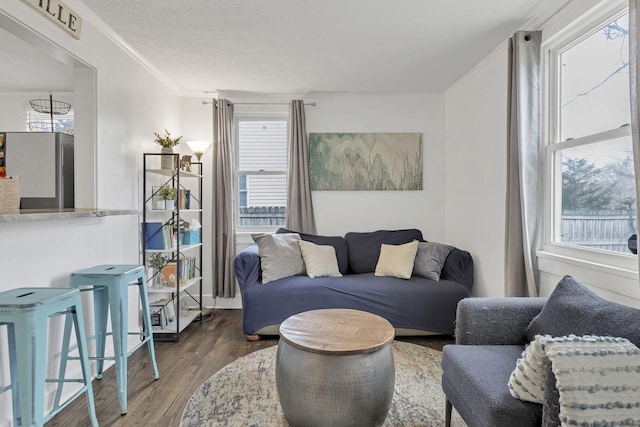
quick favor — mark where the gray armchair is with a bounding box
[442,275,640,427]
[441,297,557,427]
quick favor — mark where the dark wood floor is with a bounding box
[47,309,453,426]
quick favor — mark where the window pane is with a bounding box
[26,110,74,135]
[237,174,286,227]
[238,120,287,171]
[559,13,630,141]
[559,136,637,253]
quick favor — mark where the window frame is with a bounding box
[540,0,637,276]
[234,112,289,232]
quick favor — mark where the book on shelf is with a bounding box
[161,257,197,287]
[144,222,174,250]
[178,189,190,209]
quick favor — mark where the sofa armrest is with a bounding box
[234,244,262,291]
[455,297,547,345]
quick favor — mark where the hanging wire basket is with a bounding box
[29,99,72,115]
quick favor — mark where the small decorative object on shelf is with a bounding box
[153,129,183,169]
[158,185,178,210]
[147,253,169,289]
[152,186,165,210]
[180,155,192,172]
[182,218,202,245]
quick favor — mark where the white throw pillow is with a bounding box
[508,335,551,404]
[298,240,342,278]
[252,233,305,284]
[508,334,640,408]
[374,240,419,279]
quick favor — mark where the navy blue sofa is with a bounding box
[234,229,474,339]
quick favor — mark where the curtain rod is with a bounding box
[202,101,316,106]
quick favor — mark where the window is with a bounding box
[236,118,287,228]
[25,108,74,135]
[547,7,636,255]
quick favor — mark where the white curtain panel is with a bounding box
[505,31,542,297]
[212,98,236,298]
[285,100,317,234]
[630,1,640,275]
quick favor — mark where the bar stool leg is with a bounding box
[72,303,99,427]
[6,323,21,426]
[93,286,109,379]
[137,277,160,380]
[109,281,129,414]
[53,311,74,409]
[13,310,47,427]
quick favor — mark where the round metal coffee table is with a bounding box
[275,309,395,427]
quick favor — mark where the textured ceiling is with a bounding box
[1,1,567,95]
[74,0,564,95]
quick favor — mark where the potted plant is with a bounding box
[147,252,169,288]
[154,129,183,169]
[158,185,178,210]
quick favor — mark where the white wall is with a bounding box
[304,93,447,240]
[444,46,509,297]
[0,2,181,423]
[181,97,214,305]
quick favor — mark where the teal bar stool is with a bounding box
[0,287,98,427]
[57,265,160,415]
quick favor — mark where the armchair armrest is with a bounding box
[455,297,547,345]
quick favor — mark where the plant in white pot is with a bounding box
[154,129,183,169]
[147,252,169,288]
[158,185,178,210]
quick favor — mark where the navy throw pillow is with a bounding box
[525,275,640,347]
[344,229,423,274]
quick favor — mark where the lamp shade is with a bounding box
[185,140,212,161]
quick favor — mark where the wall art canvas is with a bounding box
[309,133,423,191]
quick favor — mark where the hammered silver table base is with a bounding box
[275,340,395,427]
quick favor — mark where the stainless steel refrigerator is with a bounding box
[1,132,74,209]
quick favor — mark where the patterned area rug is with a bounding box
[181,341,466,426]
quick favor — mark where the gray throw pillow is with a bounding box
[525,275,640,346]
[252,233,305,284]
[413,242,453,281]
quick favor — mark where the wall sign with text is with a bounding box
[21,0,82,39]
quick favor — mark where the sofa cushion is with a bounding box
[252,233,305,284]
[441,344,542,426]
[413,241,453,281]
[299,240,342,278]
[374,240,419,279]
[345,229,423,273]
[525,275,640,346]
[276,228,349,275]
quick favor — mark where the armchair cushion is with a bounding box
[525,275,640,346]
[441,345,542,427]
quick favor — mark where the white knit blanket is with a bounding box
[509,335,640,426]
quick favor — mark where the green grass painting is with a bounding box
[309,133,423,191]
